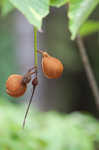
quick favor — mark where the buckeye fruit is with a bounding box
[6,74,27,97]
[41,51,63,79]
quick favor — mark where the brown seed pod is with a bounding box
[6,74,27,97]
[41,52,64,79]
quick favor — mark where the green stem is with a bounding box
[34,27,38,67]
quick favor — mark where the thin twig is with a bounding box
[22,86,36,128]
[76,35,99,110]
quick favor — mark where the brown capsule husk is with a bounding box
[6,74,27,97]
[42,52,64,79]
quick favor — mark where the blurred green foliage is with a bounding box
[68,0,99,39]
[1,0,99,39]
[50,0,68,7]
[0,97,99,150]
[80,20,99,37]
[0,0,13,16]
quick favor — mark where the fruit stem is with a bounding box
[22,85,36,128]
[34,27,38,68]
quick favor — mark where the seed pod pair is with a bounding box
[6,51,64,98]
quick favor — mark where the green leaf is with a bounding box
[0,0,13,15]
[80,20,99,37]
[68,0,99,40]
[8,0,49,29]
[50,0,68,7]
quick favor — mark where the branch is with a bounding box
[23,86,36,128]
[76,35,99,110]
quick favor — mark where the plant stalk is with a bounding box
[76,35,99,110]
[34,27,38,67]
